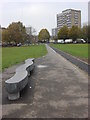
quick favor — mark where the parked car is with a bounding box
[0,43,2,47]
[17,43,22,47]
[74,39,86,43]
[65,39,73,43]
[2,43,7,47]
[57,39,64,44]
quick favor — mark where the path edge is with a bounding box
[50,45,89,75]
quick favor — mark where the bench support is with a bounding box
[8,92,20,100]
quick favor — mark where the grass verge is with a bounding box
[2,44,47,70]
[50,44,88,62]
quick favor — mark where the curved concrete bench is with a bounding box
[5,58,35,100]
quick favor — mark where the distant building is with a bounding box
[57,9,81,31]
[26,27,32,35]
[25,27,38,43]
[52,28,58,37]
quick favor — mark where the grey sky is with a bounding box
[0,1,88,35]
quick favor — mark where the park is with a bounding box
[2,26,89,118]
[2,43,88,70]
[2,44,47,70]
[1,3,89,118]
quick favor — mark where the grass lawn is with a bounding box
[2,44,47,70]
[51,44,88,61]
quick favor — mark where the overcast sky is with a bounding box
[0,0,89,35]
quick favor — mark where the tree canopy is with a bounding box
[57,25,88,42]
[81,25,88,42]
[69,26,81,41]
[2,29,10,43]
[38,29,50,42]
[88,25,90,43]
[2,21,26,44]
[58,26,68,41]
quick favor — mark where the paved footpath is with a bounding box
[2,44,88,118]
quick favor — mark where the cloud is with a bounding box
[0,0,89,3]
[0,2,88,35]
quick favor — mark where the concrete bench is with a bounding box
[5,58,35,100]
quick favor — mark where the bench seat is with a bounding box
[5,58,35,100]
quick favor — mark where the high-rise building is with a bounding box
[52,28,58,37]
[57,9,81,31]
